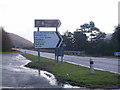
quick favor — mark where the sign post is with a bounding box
[34,19,62,64]
[37,27,40,64]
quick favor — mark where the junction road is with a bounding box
[2,53,60,88]
[20,49,120,74]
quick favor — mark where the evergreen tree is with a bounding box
[62,30,74,51]
[111,25,120,52]
[73,31,87,51]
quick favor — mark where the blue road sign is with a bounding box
[34,31,63,48]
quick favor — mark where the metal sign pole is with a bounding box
[37,27,40,64]
[55,27,58,62]
[38,49,40,64]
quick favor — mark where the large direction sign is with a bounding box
[35,19,61,27]
[34,31,63,48]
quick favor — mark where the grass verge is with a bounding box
[22,54,120,88]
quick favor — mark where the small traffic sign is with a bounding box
[35,19,61,27]
[34,31,63,48]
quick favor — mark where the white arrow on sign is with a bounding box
[34,31,63,48]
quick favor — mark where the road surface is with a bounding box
[2,53,60,88]
[20,49,120,74]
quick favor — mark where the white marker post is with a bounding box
[90,58,94,74]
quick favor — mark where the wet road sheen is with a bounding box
[2,53,59,88]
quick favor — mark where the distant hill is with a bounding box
[105,33,112,40]
[8,33,33,48]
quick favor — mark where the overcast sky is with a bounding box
[0,0,119,42]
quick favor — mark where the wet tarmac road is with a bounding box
[2,53,59,88]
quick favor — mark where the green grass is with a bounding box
[22,54,120,88]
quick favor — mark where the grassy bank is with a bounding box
[22,54,120,88]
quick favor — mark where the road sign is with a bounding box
[35,19,61,27]
[34,31,63,48]
[114,52,120,56]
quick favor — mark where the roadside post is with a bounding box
[55,27,58,62]
[61,43,66,63]
[55,46,64,63]
[90,58,94,74]
[37,27,40,64]
[60,46,64,63]
[34,19,63,64]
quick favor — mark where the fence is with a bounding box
[64,51,81,56]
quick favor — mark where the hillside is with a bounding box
[105,33,112,40]
[8,33,33,48]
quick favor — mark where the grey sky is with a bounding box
[0,0,119,42]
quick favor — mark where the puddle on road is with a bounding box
[37,70,83,88]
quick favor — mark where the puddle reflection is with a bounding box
[38,70,57,86]
[20,55,84,88]
[37,69,84,88]
[38,69,40,76]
